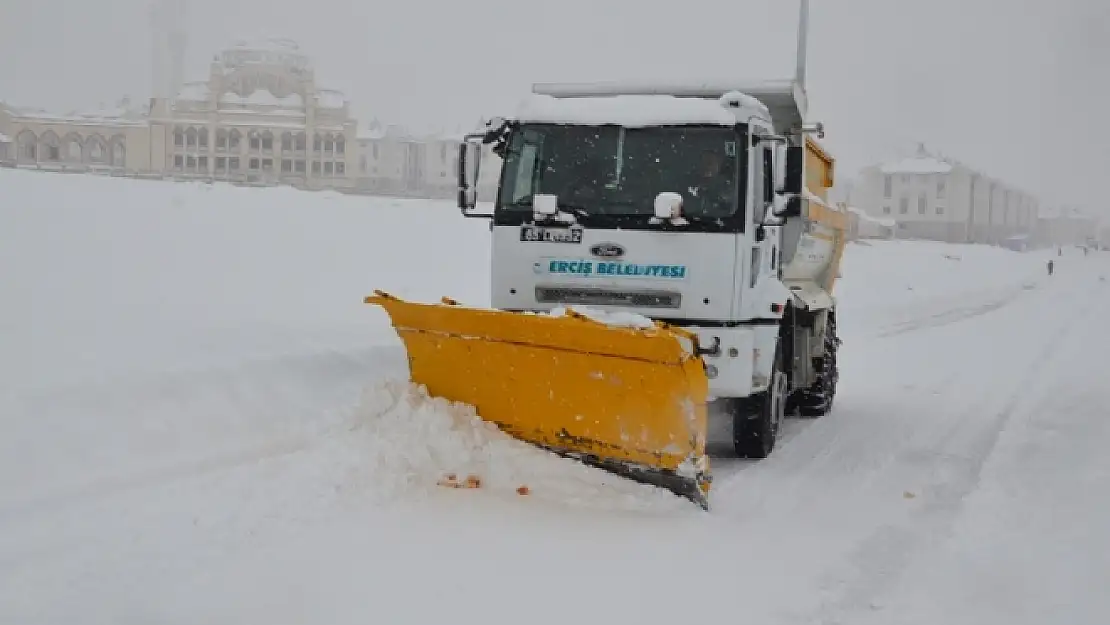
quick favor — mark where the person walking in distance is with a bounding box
[1047,259,1055,276]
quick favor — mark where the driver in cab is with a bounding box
[686,149,736,217]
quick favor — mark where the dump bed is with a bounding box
[779,136,847,310]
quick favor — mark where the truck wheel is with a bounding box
[797,313,840,417]
[733,340,788,458]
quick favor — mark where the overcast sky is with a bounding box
[1,0,1106,211]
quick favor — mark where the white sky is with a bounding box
[1,0,1106,212]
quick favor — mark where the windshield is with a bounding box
[496,123,744,221]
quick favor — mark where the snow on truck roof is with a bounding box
[516,79,808,133]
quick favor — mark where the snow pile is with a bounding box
[836,239,1053,337]
[515,93,739,127]
[546,304,656,329]
[349,380,690,512]
[220,89,304,107]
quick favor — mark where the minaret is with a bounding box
[149,0,187,99]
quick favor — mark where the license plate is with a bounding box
[520,225,583,244]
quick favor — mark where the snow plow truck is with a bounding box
[366,0,846,510]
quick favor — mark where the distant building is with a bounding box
[0,37,500,200]
[850,144,1040,245]
[353,123,501,201]
[1035,206,1100,248]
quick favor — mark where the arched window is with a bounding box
[281,131,293,152]
[229,129,241,149]
[216,128,228,150]
[86,135,106,162]
[39,131,60,161]
[323,133,334,153]
[198,128,209,148]
[334,135,345,155]
[174,126,185,147]
[109,136,126,167]
[16,129,37,162]
[261,130,273,151]
[63,133,83,161]
[294,132,306,151]
[185,127,197,149]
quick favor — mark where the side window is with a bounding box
[510,143,538,203]
[751,135,765,224]
[763,147,774,205]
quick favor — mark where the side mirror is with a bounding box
[777,195,803,219]
[457,138,483,214]
[783,146,804,195]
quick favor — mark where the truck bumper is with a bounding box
[681,325,760,399]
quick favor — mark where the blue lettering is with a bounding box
[544,260,687,279]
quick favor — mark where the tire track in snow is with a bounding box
[875,280,1038,339]
[805,280,1102,623]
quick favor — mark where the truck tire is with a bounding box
[796,313,840,417]
[733,339,788,458]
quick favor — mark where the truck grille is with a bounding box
[535,286,681,309]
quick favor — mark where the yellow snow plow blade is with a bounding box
[365,291,712,508]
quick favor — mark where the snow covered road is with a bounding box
[3,170,1107,624]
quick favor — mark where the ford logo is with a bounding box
[590,242,625,258]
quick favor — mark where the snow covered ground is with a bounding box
[3,168,1108,624]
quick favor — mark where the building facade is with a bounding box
[851,145,1040,245]
[0,37,503,200]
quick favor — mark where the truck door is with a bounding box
[748,134,778,291]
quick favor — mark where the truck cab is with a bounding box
[457,80,843,458]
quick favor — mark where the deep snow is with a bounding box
[3,168,1108,624]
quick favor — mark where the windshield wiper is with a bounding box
[508,198,591,221]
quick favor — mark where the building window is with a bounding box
[186,155,196,169]
[936,205,944,215]
[229,130,241,149]
[174,154,184,169]
[312,161,320,174]
[295,160,306,173]
[882,206,891,215]
[249,132,261,151]
[261,158,273,170]
[198,156,208,170]
[215,156,226,171]
[229,157,240,170]
[899,197,909,214]
[335,136,345,154]
[198,128,208,148]
[249,157,260,170]
[185,127,197,149]
[324,161,334,175]
[261,132,273,152]
[174,127,185,147]
[281,132,293,152]
[281,159,292,173]
[295,132,306,151]
[336,162,345,175]
[936,179,945,199]
[918,194,927,215]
